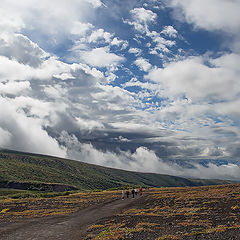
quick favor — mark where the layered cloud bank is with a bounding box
[0,0,239,180]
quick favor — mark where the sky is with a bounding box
[0,0,240,180]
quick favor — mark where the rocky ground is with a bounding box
[1,184,240,239]
[85,185,240,239]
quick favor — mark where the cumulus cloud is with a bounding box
[0,1,93,33]
[169,0,240,52]
[170,0,240,33]
[130,7,157,23]
[70,22,94,36]
[0,33,48,68]
[76,117,104,132]
[0,37,115,157]
[134,57,152,72]
[0,81,30,95]
[0,55,67,82]
[0,97,67,157]
[88,29,113,43]
[0,0,106,61]
[80,47,125,67]
[161,26,178,38]
[111,37,128,50]
[128,47,142,56]
[147,30,176,54]
[124,7,176,55]
[124,7,157,33]
[146,54,240,101]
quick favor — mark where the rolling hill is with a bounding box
[0,149,232,191]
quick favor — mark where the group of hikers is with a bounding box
[121,187,143,200]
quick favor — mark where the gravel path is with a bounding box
[0,196,142,240]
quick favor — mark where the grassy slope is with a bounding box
[0,150,232,190]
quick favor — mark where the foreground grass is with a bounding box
[86,184,240,240]
[2,184,240,239]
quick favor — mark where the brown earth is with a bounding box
[85,185,240,240]
[0,190,142,240]
[1,185,240,240]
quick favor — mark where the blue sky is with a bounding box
[0,0,240,180]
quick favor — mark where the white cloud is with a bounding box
[134,57,152,72]
[128,47,142,56]
[0,97,67,157]
[215,99,240,120]
[124,7,157,33]
[70,21,93,36]
[0,0,103,53]
[57,133,240,180]
[0,2,25,32]
[0,56,36,81]
[43,85,64,99]
[124,7,176,55]
[105,72,117,83]
[147,30,176,53]
[161,25,178,38]
[0,81,30,95]
[146,54,240,101]
[76,117,104,132]
[70,26,128,63]
[0,33,48,68]
[88,28,113,43]
[169,0,240,52]
[170,0,240,33]
[80,47,125,67]
[111,37,128,50]
[114,136,130,142]
[181,163,240,180]
[0,127,11,147]
[92,84,136,114]
[53,72,75,81]
[84,0,103,8]
[0,55,68,82]
[130,7,157,24]
[141,52,240,162]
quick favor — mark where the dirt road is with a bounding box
[0,196,143,240]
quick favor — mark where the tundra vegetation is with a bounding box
[85,184,240,239]
[0,190,120,219]
[1,184,240,239]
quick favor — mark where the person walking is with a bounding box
[121,190,124,200]
[134,188,138,196]
[126,189,130,198]
[140,187,143,196]
[131,189,135,198]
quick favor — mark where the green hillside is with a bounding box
[0,149,232,190]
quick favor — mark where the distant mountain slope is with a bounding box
[0,149,232,190]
